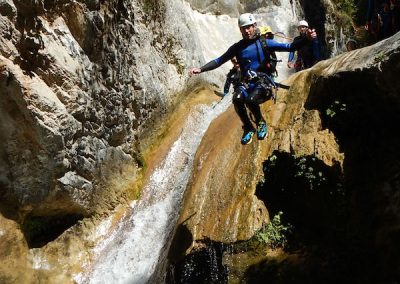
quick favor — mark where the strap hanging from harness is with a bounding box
[257,72,278,103]
[258,35,280,77]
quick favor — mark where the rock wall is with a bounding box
[0,0,210,222]
[186,0,277,16]
[170,32,400,282]
[0,0,361,282]
[0,0,345,223]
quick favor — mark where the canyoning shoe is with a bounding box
[257,121,268,140]
[241,129,255,145]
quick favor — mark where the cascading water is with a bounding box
[75,2,298,283]
[75,95,232,284]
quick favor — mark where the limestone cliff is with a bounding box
[0,0,210,222]
[170,32,400,282]
[0,0,212,280]
[186,0,281,16]
[0,0,379,282]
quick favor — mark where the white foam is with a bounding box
[75,2,298,282]
[75,96,231,284]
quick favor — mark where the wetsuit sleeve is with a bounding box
[265,36,309,52]
[223,77,232,94]
[289,35,310,50]
[223,69,234,94]
[288,51,295,62]
[200,43,238,73]
[312,38,321,61]
[200,60,220,72]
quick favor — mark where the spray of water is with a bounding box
[75,95,231,284]
[75,2,298,282]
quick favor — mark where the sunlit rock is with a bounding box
[172,31,400,281]
[1,0,399,282]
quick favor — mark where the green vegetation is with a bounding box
[332,0,357,17]
[326,100,347,118]
[259,153,344,196]
[374,52,386,63]
[329,0,358,36]
[255,212,293,249]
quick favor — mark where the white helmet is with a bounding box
[238,13,256,27]
[298,20,309,27]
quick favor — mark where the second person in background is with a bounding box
[287,20,321,72]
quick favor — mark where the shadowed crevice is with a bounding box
[21,213,84,248]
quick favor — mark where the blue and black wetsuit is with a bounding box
[199,35,309,131]
[288,36,320,71]
[223,67,241,95]
[201,36,306,75]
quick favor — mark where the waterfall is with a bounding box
[75,2,299,283]
[75,95,232,284]
[255,0,300,81]
[330,26,346,57]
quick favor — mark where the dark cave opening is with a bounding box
[253,151,378,283]
[247,66,400,283]
[22,213,84,248]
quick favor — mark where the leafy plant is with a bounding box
[332,0,356,17]
[255,212,293,249]
[294,157,327,190]
[326,100,347,118]
[374,52,386,63]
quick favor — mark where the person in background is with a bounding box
[287,20,321,72]
[223,57,241,97]
[365,0,389,41]
[189,13,317,145]
[257,26,279,78]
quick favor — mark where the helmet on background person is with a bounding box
[258,26,273,34]
[297,20,309,28]
[238,13,256,27]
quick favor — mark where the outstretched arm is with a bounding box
[188,44,238,76]
[290,29,317,50]
[266,29,317,52]
[188,60,222,76]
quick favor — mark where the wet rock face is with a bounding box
[242,34,400,282]
[0,214,32,283]
[307,35,400,280]
[173,33,400,282]
[177,106,269,244]
[185,0,276,15]
[0,0,200,221]
[0,2,138,220]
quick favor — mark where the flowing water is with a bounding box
[76,96,232,284]
[76,2,298,283]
